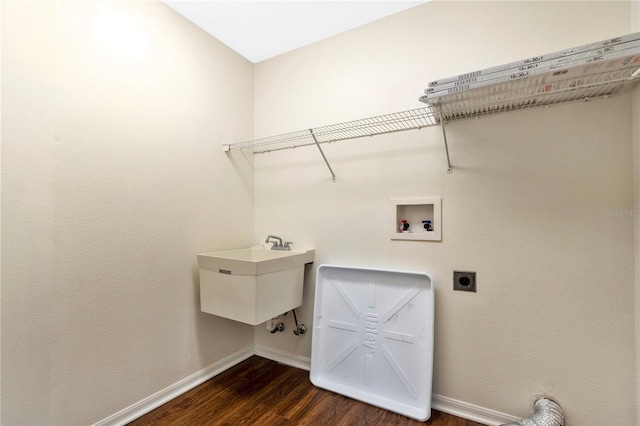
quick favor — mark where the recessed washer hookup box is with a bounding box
[310,265,434,421]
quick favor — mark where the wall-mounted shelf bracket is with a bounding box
[310,129,336,182]
[438,111,453,174]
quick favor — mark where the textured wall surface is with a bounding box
[253,2,637,425]
[1,2,255,424]
[2,1,638,425]
[632,2,640,423]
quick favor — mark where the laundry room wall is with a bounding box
[251,1,637,424]
[1,2,255,424]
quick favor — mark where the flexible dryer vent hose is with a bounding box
[501,398,564,426]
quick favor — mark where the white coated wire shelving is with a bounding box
[223,108,441,181]
[224,65,640,180]
[425,66,640,121]
[225,108,439,154]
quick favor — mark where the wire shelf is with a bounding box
[221,33,640,180]
[223,57,638,182]
[423,66,639,122]
[225,69,638,154]
[225,107,440,154]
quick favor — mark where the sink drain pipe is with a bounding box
[501,398,564,426]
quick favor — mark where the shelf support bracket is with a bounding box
[310,129,336,182]
[438,112,453,173]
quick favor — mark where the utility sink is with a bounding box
[197,248,314,276]
[197,248,314,325]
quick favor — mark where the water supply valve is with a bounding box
[422,220,432,231]
[399,219,410,233]
[270,322,285,333]
[292,309,306,336]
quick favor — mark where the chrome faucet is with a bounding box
[265,235,292,251]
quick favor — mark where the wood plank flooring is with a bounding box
[128,356,483,426]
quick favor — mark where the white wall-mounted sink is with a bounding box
[197,247,314,325]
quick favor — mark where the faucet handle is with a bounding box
[283,242,293,251]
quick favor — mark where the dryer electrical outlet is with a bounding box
[453,271,476,292]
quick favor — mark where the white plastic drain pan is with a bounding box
[310,265,434,421]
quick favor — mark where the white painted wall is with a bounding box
[1,2,255,424]
[253,1,637,424]
[632,2,640,423]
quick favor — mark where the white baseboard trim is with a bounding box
[432,394,520,426]
[93,345,254,426]
[254,344,312,371]
[95,344,520,426]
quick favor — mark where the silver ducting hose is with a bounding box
[501,398,564,426]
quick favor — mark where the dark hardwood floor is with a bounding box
[128,356,483,426]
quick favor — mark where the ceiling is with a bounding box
[163,1,427,63]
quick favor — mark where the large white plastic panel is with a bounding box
[310,265,434,421]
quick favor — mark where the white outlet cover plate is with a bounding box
[310,265,434,421]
